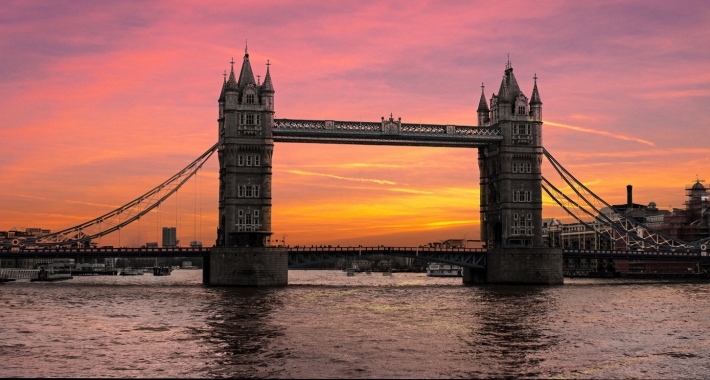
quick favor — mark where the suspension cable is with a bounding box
[543,148,696,249]
[29,139,222,247]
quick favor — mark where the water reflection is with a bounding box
[464,285,559,377]
[199,288,288,378]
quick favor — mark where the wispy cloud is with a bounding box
[640,89,710,99]
[281,163,406,169]
[335,219,478,231]
[286,170,396,185]
[545,121,655,147]
[387,188,433,194]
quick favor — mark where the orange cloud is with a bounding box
[545,121,655,147]
[286,170,397,185]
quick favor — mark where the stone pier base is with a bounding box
[462,268,487,284]
[464,248,563,285]
[205,247,288,286]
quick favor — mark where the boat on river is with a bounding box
[426,263,462,277]
[119,268,143,276]
[152,266,172,276]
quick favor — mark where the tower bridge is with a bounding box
[207,49,555,286]
[3,48,708,285]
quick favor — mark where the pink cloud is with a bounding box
[1,1,709,246]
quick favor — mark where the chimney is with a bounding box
[627,185,633,210]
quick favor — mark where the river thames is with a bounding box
[1,270,709,378]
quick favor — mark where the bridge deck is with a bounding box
[272,119,502,147]
[0,247,705,264]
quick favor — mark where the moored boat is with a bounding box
[426,263,462,277]
[152,266,172,276]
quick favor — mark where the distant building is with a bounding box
[543,183,709,250]
[162,227,177,247]
[544,183,709,276]
[1,228,53,268]
[427,239,483,249]
[659,181,710,242]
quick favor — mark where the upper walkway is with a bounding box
[272,119,502,147]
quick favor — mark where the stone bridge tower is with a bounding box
[208,48,287,286]
[473,61,562,284]
[217,49,274,248]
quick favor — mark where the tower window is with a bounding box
[513,191,520,202]
[246,114,254,125]
[246,155,253,166]
[254,155,260,166]
[238,155,244,166]
[245,186,253,197]
[246,94,255,104]
[254,210,259,217]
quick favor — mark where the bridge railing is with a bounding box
[562,249,706,260]
[273,119,502,139]
[2,247,211,253]
[286,246,487,253]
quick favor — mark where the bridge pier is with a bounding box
[462,267,487,284]
[205,247,287,286]
[470,248,563,285]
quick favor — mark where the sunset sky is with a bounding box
[1,1,709,247]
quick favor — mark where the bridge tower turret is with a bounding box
[473,59,561,285]
[209,48,287,287]
[530,74,542,121]
[477,83,490,126]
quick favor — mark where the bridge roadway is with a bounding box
[0,246,488,269]
[0,247,706,268]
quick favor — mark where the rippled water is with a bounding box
[1,270,710,378]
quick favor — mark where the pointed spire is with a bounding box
[226,57,238,91]
[218,79,226,102]
[498,74,510,103]
[237,49,256,87]
[497,57,521,103]
[477,82,489,112]
[530,73,542,105]
[261,59,274,93]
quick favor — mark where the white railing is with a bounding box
[0,268,39,280]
